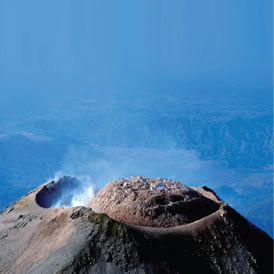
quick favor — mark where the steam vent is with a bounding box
[0,176,273,274]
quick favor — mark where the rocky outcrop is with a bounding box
[0,176,272,274]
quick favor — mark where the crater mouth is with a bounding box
[36,176,93,208]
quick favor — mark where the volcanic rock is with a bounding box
[89,176,220,227]
[0,176,272,274]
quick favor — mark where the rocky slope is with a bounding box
[0,176,272,274]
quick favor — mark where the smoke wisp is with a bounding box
[45,175,95,208]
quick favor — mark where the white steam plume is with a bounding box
[48,174,94,208]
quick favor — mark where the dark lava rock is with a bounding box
[89,176,220,227]
[0,176,272,274]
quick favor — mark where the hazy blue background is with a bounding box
[0,1,273,235]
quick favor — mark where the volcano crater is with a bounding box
[35,176,82,208]
[89,176,221,228]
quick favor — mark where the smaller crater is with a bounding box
[36,176,82,208]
